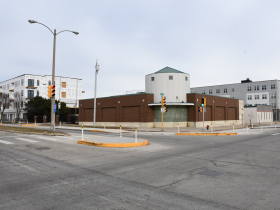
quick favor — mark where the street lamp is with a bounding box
[93,60,99,127]
[28,19,79,132]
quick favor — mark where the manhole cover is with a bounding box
[198,170,223,177]
[35,147,50,150]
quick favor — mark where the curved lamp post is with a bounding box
[28,19,79,132]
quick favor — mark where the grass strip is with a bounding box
[0,125,65,134]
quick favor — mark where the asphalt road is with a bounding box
[1,129,280,209]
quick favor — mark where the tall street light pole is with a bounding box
[94,60,99,127]
[28,20,79,132]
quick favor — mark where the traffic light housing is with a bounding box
[47,85,52,98]
[201,97,204,107]
[198,106,202,113]
[51,85,55,97]
[161,97,166,107]
[164,106,168,113]
[204,98,206,107]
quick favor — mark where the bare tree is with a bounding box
[0,93,12,123]
[12,91,24,122]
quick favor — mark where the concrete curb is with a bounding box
[20,125,38,127]
[77,139,149,148]
[175,133,237,136]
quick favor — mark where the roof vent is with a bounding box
[241,78,252,83]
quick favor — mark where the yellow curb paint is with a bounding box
[175,133,237,136]
[20,125,38,127]
[77,140,149,148]
[0,123,3,125]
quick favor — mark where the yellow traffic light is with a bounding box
[161,97,166,107]
[204,98,207,107]
[164,106,168,113]
[47,85,52,98]
[51,85,55,97]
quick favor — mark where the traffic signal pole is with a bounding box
[51,29,56,132]
[202,107,205,131]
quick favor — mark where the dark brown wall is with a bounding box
[187,94,239,122]
[79,93,154,122]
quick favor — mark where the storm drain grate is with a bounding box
[35,147,51,150]
[197,170,223,177]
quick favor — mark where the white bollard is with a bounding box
[135,126,137,143]
[246,124,248,131]
[120,124,122,138]
[233,123,234,130]
[261,125,262,133]
[211,124,213,133]
[82,125,84,140]
[35,121,36,126]
[275,123,276,130]
[178,123,180,133]
[27,120,28,125]
[252,123,253,128]
[60,121,61,127]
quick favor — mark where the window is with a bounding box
[272,103,276,108]
[185,77,188,81]
[224,88,227,93]
[232,88,234,92]
[247,86,251,91]
[21,101,23,108]
[216,89,220,93]
[202,90,205,94]
[28,79,34,87]
[48,80,51,85]
[254,86,259,90]
[37,90,39,96]
[62,82,67,88]
[21,90,23,96]
[271,84,276,89]
[209,90,212,94]
[27,90,34,98]
[37,80,40,86]
[21,79,24,86]
[169,75,173,80]
[151,77,154,81]
[255,95,259,100]
[61,92,66,98]
[262,94,267,99]
[271,93,276,99]
[262,85,266,90]
[248,95,252,100]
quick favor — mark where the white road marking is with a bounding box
[34,136,57,141]
[0,140,14,144]
[16,138,38,143]
[271,133,280,136]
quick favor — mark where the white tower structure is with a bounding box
[145,67,190,103]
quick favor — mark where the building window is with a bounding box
[216,89,220,93]
[232,88,234,92]
[151,77,154,81]
[27,90,34,98]
[37,90,39,96]
[262,94,267,99]
[21,101,23,108]
[248,95,252,100]
[48,80,51,85]
[255,95,259,100]
[247,86,251,91]
[61,92,66,98]
[37,80,40,86]
[262,85,266,90]
[209,90,212,94]
[272,103,276,108]
[202,90,205,94]
[271,93,276,99]
[21,90,23,96]
[271,84,276,89]
[224,88,227,93]
[185,77,188,81]
[169,75,173,80]
[28,79,34,87]
[254,86,259,90]
[21,79,24,86]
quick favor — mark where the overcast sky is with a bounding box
[1,0,280,99]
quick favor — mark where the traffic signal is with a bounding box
[164,106,168,113]
[204,98,207,107]
[51,85,55,97]
[201,97,204,107]
[198,106,202,113]
[161,97,166,107]
[47,85,52,98]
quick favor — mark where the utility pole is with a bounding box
[93,60,99,127]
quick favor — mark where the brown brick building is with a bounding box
[79,93,243,128]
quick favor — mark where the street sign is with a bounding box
[160,93,164,96]
[54,103,57,113]
[58,102,61,109]
[161,107,164,113]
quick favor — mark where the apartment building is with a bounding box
[0,74,82,121]
[190,78,279,121]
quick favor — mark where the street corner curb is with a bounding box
[0,123,3,125]
[175,133,237,136]
[77,139,149,148]
[89,130,112,133]
[20,125,38,127]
